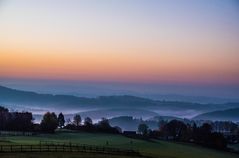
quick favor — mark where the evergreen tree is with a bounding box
[58,112,65,128]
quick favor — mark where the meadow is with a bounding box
[0,131,238,158]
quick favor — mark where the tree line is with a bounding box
[137,119,239,150]
[1,106,238,150]
[0,106,120,134]
[38,112,121,134]
[0,106,33,131]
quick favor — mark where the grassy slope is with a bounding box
[0,132,238,158]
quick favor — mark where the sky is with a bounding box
[0,0,239,99]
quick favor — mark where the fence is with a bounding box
[0,141,141,157]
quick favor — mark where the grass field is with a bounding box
[0,132,238,158]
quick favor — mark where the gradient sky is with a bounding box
[0,0,239,98]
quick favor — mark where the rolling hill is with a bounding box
[193,108,239,122]
[1,85,239,120]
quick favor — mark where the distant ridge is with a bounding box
[1,85,239,120]
[193,108,239,122]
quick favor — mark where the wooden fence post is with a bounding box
[0,143,139,156]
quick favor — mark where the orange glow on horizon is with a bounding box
[1,47,238,85]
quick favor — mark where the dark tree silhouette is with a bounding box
[158,120,167,130]
[201,123,212,134]
[137,123,149,135]
[0,106,9,130]
[210,132,227,149]
[40,112,58,133]
[9,112,33,131]
[57,112,65,128]
[114,126,122,133]
[73,114,82,126]
[98,118,111,129]
[84,117,93,126]
[161,120,187,140]
[0,106,33,131]
[96,118,119,133]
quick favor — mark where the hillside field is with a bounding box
[0,132,238,158]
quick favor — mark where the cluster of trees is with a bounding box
[39,112,58,133]
[0,106,121,134]
[38,112,121,134]
[0,106,33,131]
[192,123,227,149]
[64,115,121,134]
[137,120,233,149]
